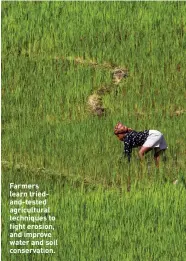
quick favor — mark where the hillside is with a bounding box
[2,2,186,260]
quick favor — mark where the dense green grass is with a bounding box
[2,2,186,260]
[2,169,186,261]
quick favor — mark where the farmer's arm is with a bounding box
[124,139,132,163]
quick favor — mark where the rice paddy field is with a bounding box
[1,1,186,260]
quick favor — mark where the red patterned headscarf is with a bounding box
[114,122,132,135]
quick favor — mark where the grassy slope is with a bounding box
[1,2,186,260]
[2,168,186,261]
[2,2,186,182]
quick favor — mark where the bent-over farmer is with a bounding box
[114,122,168,167]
